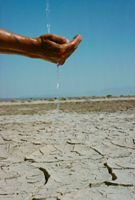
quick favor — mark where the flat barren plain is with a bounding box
[0,97,135,200]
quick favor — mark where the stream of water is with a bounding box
[45,0,51,33]
[45,0,61,113]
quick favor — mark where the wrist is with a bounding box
[21,37,40,58]
[11,35,40,58]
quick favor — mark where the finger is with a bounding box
[43,34,68,44]
[63,36,82,58]
[66,34,82,51]
[69,34,82,48]
[58,36,82,65]
[62,35,82,54]
[41,39,60,52]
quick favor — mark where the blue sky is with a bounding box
[0,0,135,98]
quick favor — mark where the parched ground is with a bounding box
[0,98,135,200]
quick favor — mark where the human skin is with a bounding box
[0,29,82,65]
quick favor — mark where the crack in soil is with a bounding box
[111,141,135,150]
[38,167,50,185]
[90,146,104,156]
[104,162,117,180]
[89,181,135,188]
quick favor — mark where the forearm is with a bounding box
[0,29,39,58]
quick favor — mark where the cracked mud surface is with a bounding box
[0,100,135,200]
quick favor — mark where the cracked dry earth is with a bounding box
[0,109,135,200]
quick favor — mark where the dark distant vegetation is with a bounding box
[60,97,67,101]
[48,98,55,101]
[11,99,18,102]
[106,94,112,98]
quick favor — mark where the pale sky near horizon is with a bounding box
[0,0,135,98]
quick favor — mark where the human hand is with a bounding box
[35,34,82,65]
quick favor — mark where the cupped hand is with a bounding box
[35,34,82,65]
